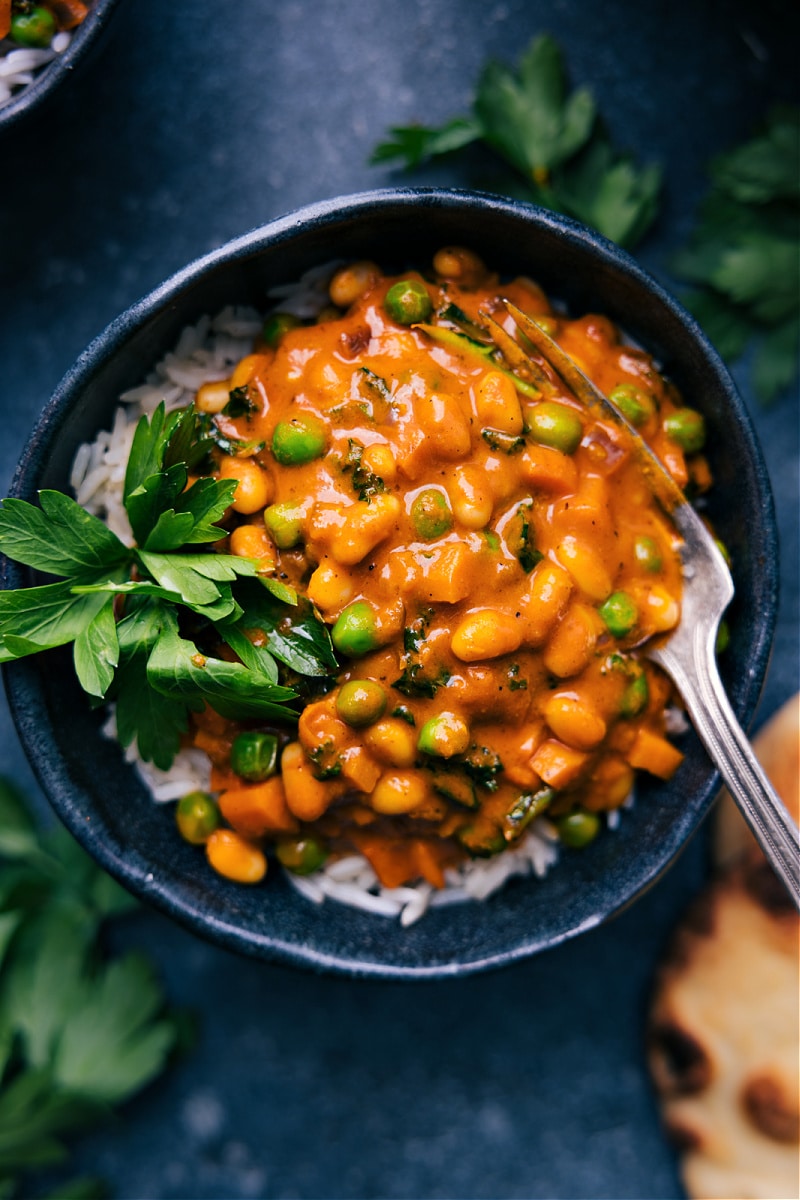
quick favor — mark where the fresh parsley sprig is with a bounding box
[371,34,662,249]
[0,404,337,770]
[0,777,179,1198]
[674,106,800,402]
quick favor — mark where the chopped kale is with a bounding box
[392,610,451,698]
[513,501,544,573]
[341,439,386,503]
[223,385,258,419]
[507,663,528,691]
[461,744,504,792]
[308,740,343,780]
[391,704,416,726]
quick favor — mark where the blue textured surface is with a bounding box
[0,0,798,1196]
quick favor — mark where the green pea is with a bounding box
[230,732,279,782]
[633,535,662,573]
[384,280,432,325]
[276,836,328,875]
[410,488,453,539]
[599,591,638,638]
[557,810,601,849]
[664,407,706,454]
[262,312,302,347]
[272,415,327,465]
[336,680,387,727]
[176,791,220,845]
[528,401,584,454]
[620,673,649,717]
[331,601,380,657]
[263,502,304,548]
[10,6,56,47]
[608,383,656,427]
[417,712,470,758]
[715,618,730,655]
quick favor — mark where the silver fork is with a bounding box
[494,300,800,907]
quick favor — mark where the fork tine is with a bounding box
[502,299,686,517]
[481,312,553,395]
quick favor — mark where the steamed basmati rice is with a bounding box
[70,271,639,925]
[0,29,71,108]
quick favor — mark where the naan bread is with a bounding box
[648,694,800,1200]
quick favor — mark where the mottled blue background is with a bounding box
[1,0,798,1196]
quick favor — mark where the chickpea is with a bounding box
[205,829,267,884]
[229,524,277,567]
[448,466,493,529]
[556,537,613,602]
[451,609,523,662]
[432,246,487,287]
[229,353,272,391]
[475,371,524,435]
[371,771,428,815]
[217,456,272,514]
[363,718,418,767]
[361,443,396,484]
[543,694,607,752]
[306,561,355,613]
[329,261,381,308]
[195,379,231,414]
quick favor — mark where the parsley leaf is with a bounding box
[115,635,188,772]
[237,582,338,677]
[370,116,481,167]
[474,36,595,175]
[0,777,179,1196]
[0,492,128,580]
[145,608,298,722]
[675,106,800,402]
[0,582,113,658]
[0,400,339,766]
[73,600,120,699]
[371,34,661,249]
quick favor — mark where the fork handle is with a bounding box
[654,641,800,909]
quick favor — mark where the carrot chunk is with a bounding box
[626,727,684,779]
[219,777,299,838]
[530,739,591,789]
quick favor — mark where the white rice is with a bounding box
[0,29,71,108]
[70,268,650,924]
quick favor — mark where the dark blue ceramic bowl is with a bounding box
[1,189,778,978]
[0,0,122,132]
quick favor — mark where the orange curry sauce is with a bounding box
[192,250,707,890]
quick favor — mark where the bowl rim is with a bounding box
[1,188,780,977]
[0,0,123,132]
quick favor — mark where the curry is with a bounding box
[180,248,709,891]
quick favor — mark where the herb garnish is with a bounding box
[372,34,662,249]
[674,106,800,402]
[0,404,337,770]
[392,610,451,699]
[461,745,504,793]
[223,384,258,419]
[0,776,179,1197]
[341,439,386,503]
[512,502,544,573]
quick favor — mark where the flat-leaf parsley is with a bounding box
[371,35,662,249]
[0,403,337,770]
